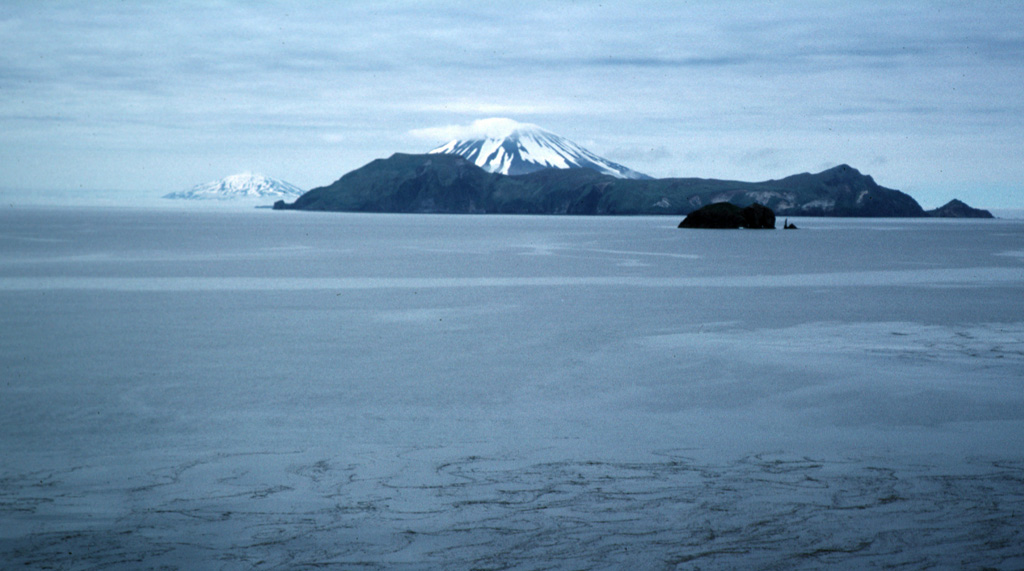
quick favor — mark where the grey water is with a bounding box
[2,206,1023,569]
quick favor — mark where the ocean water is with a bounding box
[1,206,1023,569]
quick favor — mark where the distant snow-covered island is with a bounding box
[164,173,304,201]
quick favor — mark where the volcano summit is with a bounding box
[427,118,651,180]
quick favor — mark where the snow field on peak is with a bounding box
[427,118,650,179]
[165,173,304,200]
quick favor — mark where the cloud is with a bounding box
[580,55,751,68]
[408,118,542,142]
[732,148,791,172]
[605,145,673,163]
[320,133,348,144]
[413,101,566,116]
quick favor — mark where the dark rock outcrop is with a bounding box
[678,202,745,229]
[741,203,776,229]
[678,202,776,229]
[926,199,994,218]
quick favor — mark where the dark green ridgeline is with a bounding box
[274,153,969,217]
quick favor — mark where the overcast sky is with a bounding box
[2,1,1023,208]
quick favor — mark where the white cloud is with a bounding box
[320,133,347,144]
[413,101,567,116]
[408,118,544,143]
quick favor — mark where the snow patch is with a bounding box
[426,118,650,179]
[801,199,836,212]
[744,191,784,204]
[164,173,304,200]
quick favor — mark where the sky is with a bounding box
[2,1,1023,209]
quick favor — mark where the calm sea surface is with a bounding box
[2,206,1023,569]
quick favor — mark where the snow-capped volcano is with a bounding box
[427,118,651,179]
[164,173,304,200]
